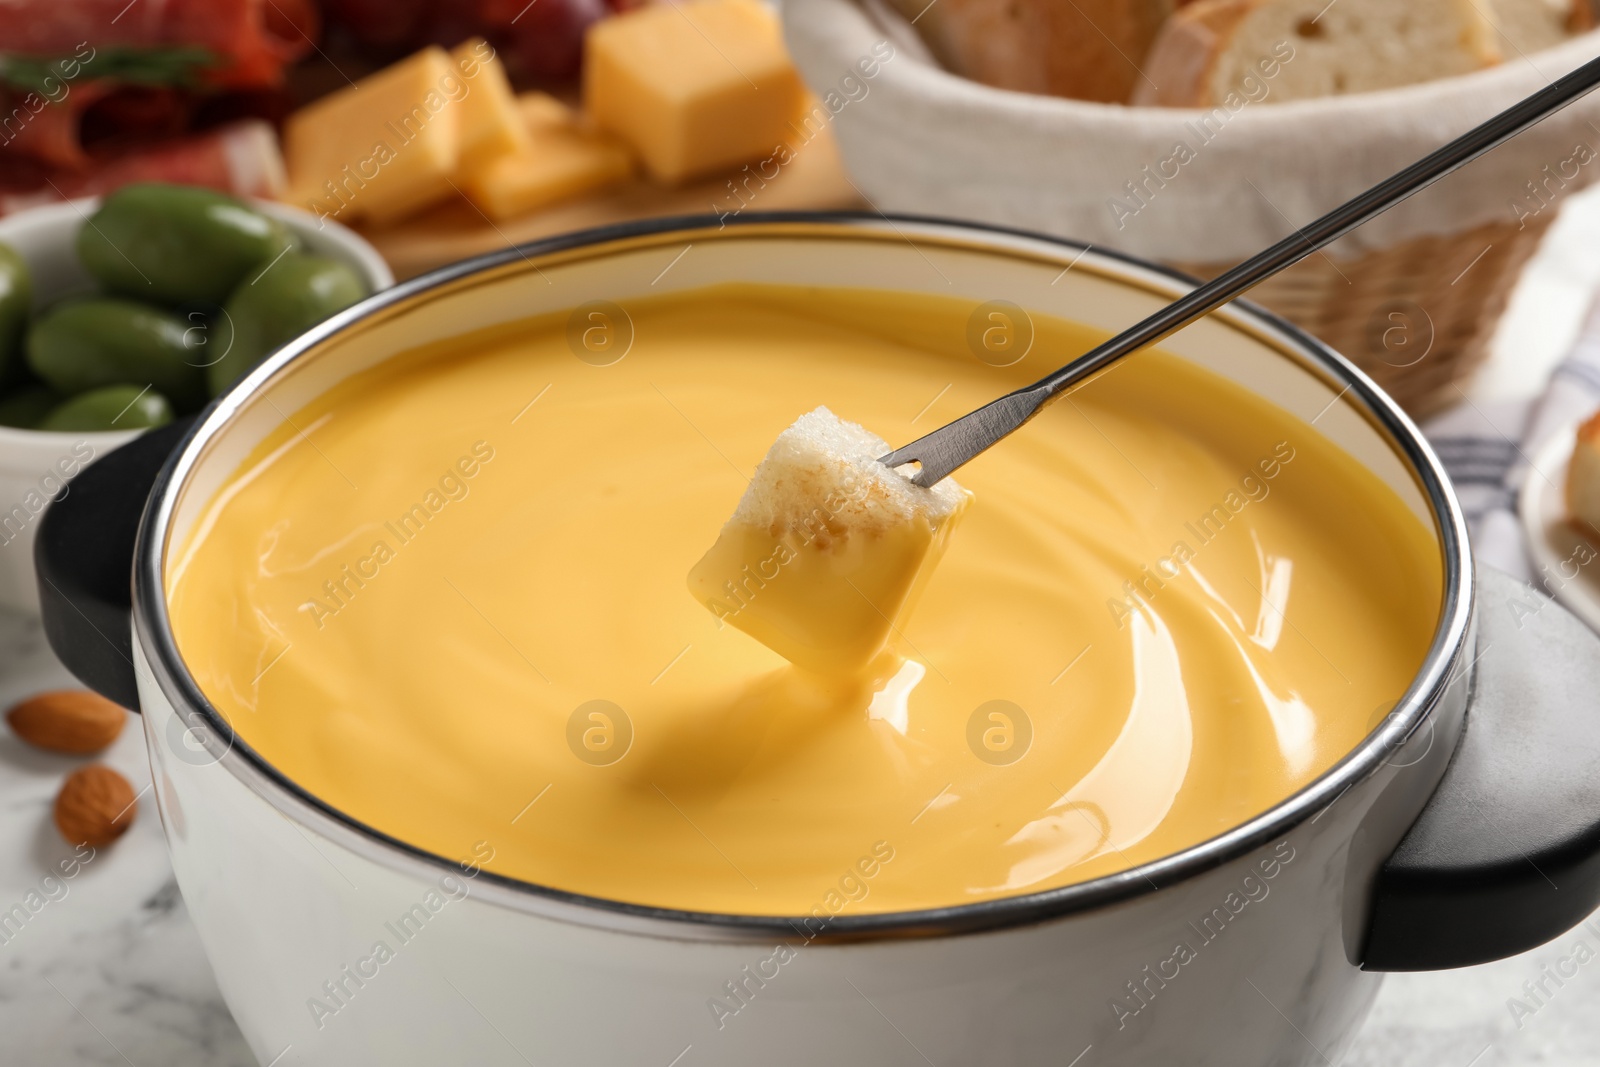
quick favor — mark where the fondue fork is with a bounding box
[879,53,1600,488]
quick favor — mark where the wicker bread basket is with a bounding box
[783,1,1600,416]
[1174,213,1558,417]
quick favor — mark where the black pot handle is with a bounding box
[1363,563,1600,970]
[35,418,194,712]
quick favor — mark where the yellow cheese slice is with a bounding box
[584,0,806,185]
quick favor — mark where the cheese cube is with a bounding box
[284,47,461,226]
[450,38,531,172]
[520,92,577,134]
[584,0,805,184]
[687,408,970,675]
[462,93,633,220]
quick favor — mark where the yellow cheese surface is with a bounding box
[284,47,462,226]
[584,0,806,184]
[167,284,1444,916]
[462,93,633,220]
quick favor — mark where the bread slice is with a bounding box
[1568,411,1600,541]
[1491,0,1594,55]
[1134,0,1503,107]
[887,0,1177,103]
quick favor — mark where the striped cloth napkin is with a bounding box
[1421,292,1600,585]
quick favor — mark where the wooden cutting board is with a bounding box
[357,128,864,280]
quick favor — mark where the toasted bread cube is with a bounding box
[687,408,970,675]
[584,0,805,184]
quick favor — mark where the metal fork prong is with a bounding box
[879,390,1047,488]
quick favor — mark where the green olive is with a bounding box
[27,298,206,411]
[0,242,31,386]
[77,183,294,307]
[37,384,173,432]
[0,385,63,429]
[207,252,367,395]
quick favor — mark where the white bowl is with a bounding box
[0,196,394,613]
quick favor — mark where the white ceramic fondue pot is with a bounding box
[34,215,1600,1067]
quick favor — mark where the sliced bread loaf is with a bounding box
[887,0,1176,103]
[1134,0,1503,107]
[1491,0,1594,55]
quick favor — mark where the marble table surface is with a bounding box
[7,187,1600,1066]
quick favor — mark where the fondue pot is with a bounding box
[33,216,1600,1066]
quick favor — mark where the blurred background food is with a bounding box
[885,0,1179,103]
[4,0,1600,416]
[1137,0,1593,107]
[0,0,317,211]
[0,183,370,432]
[8,0,1590,260]
[892,0,1595,105]
[788,0,1600,417]
[0,0,858,278]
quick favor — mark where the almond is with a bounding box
[6,690,126,754]
[54,765,138,848]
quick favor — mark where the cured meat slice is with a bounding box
[0,119,285,215]
[0,0,319,88]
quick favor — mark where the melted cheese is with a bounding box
[166,284,1442,916]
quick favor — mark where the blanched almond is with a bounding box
[6,690,125,754]
[54,765,137,847]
